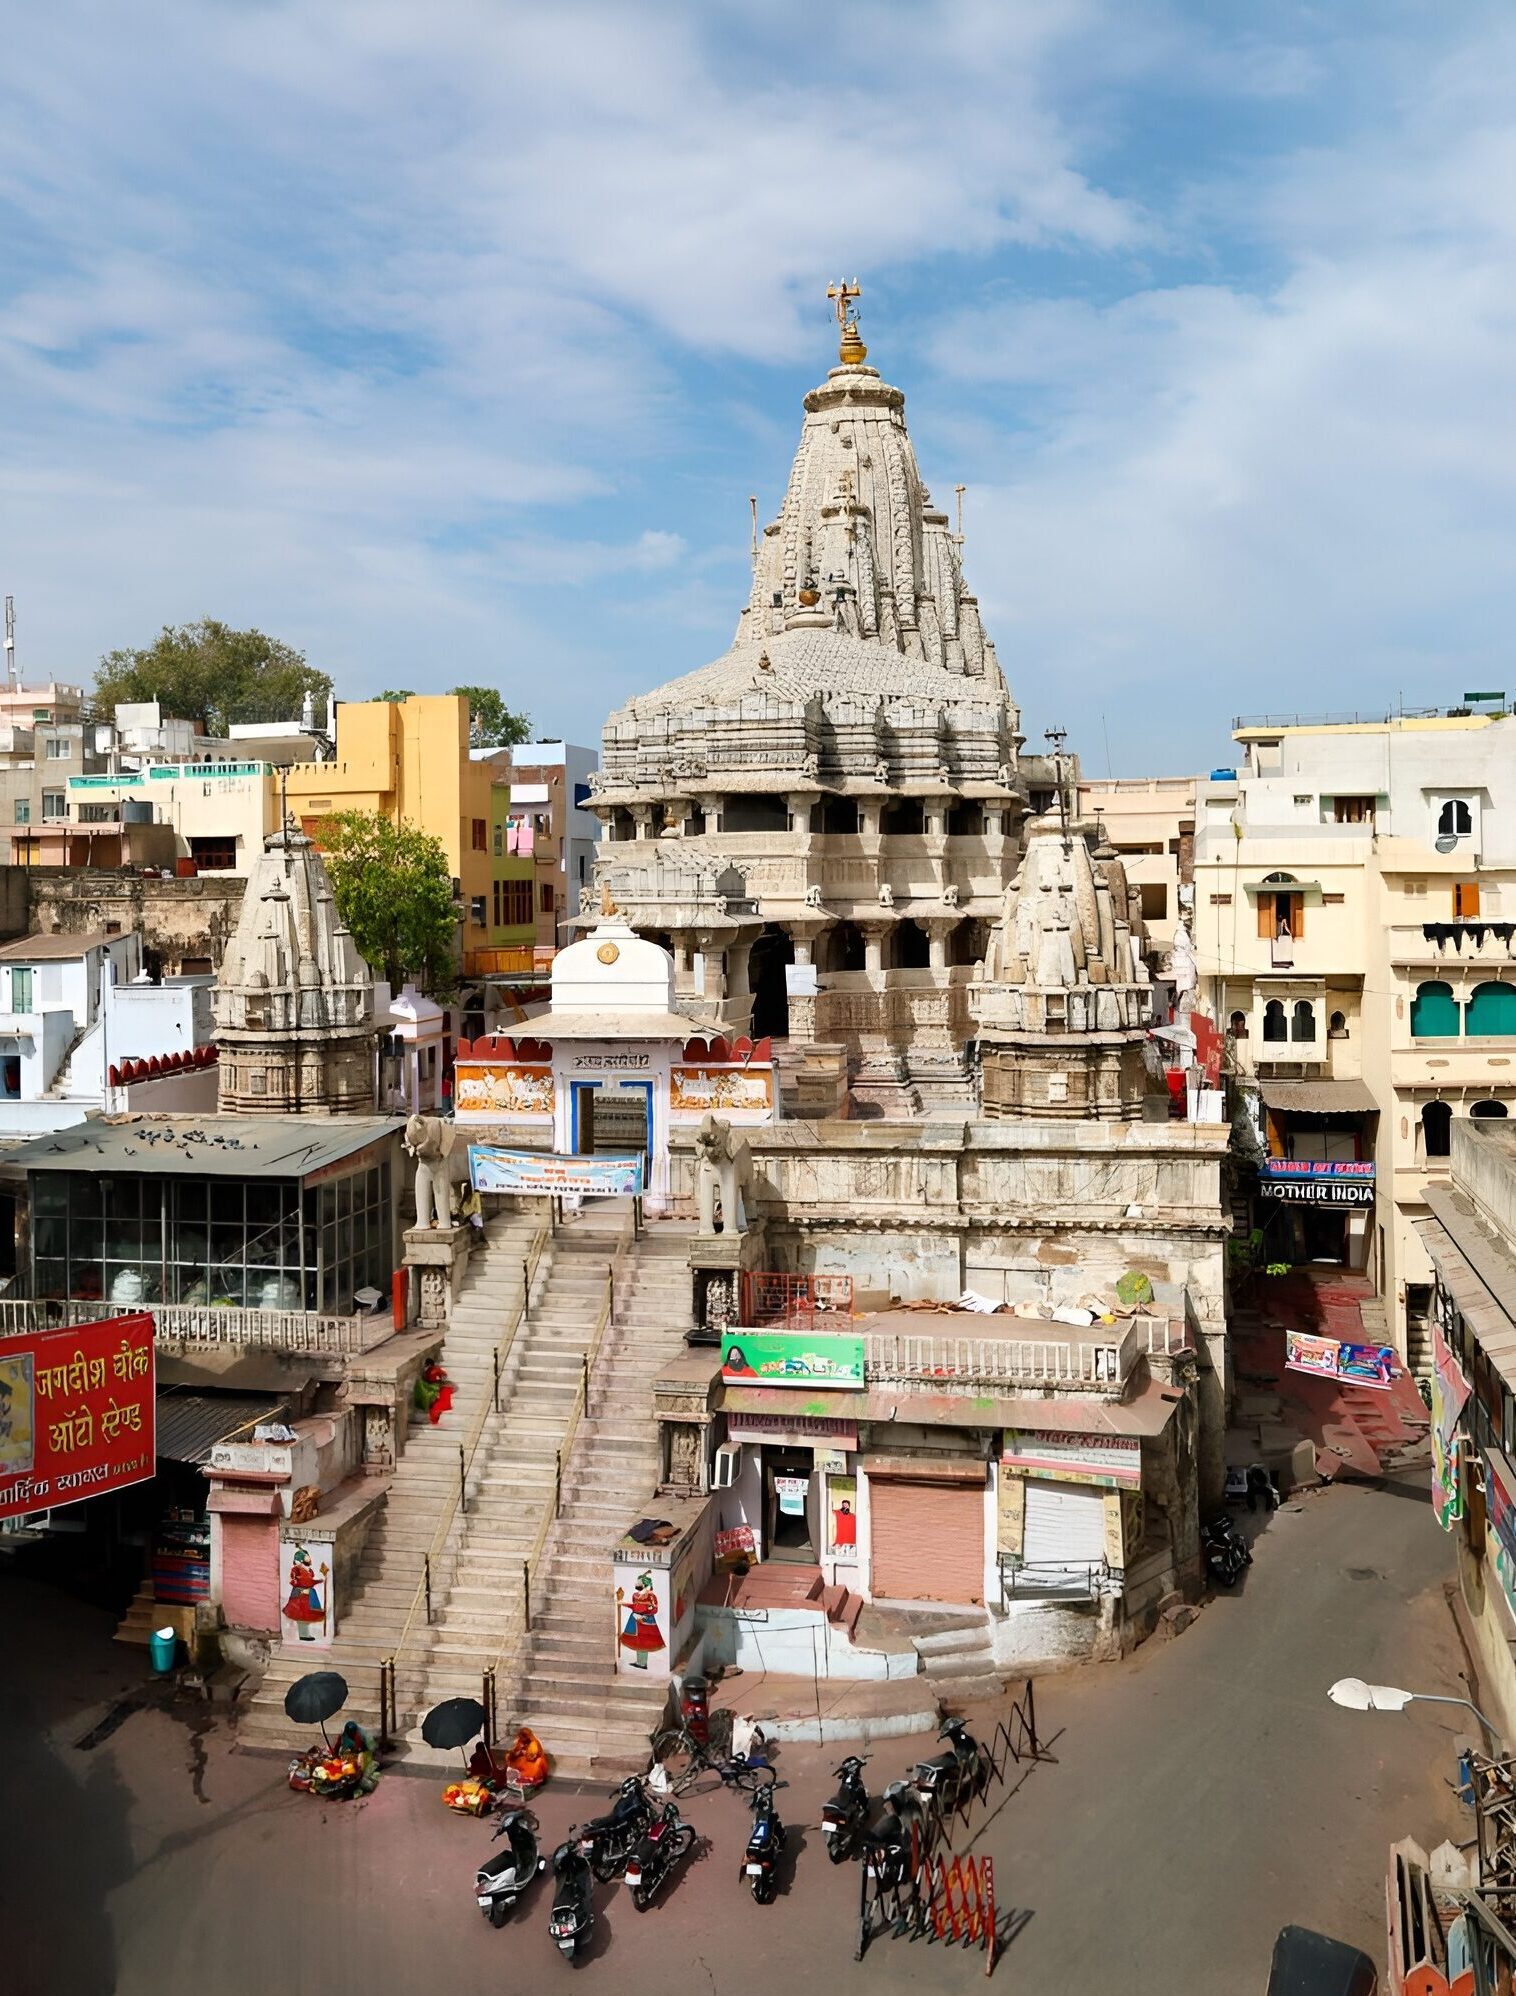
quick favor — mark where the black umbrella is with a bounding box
[422,1696,488,1767]
[284,1670,349,1747]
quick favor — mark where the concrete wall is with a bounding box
[26,869,245,976]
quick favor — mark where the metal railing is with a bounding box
[1231,707,1445,730]
[464,945,538,978]
[863,1323,1155,1390]
[998,1555,1116,1604]
[378,1222,549,1747]
[0,1296,382,1355]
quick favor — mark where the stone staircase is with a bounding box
[239,1206,554,1754]
[496,1219,698,1780]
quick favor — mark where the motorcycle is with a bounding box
[862,1780,925,1891]
[548,1840,595,1960]
[742,1782,788,1904]
[475,1807,545,1928]
[820,1754,871,1864]
[911,1718,989,1812]
[624,1801,695,1910]
[575,1775,654,1883]
[1202,1512,1251,1587]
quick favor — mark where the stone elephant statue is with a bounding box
[404,1114,458,1230]
[694,1113,754,1236]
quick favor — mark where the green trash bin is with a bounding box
[148,1626,177,1675]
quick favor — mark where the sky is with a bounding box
[4,1,1516,774]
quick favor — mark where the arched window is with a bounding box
[1262,999,1286,1043]
[1471,1099,1510,1119]
[1290,999,1316,1042]
[886,920,931,970]
[1328,1010,1348,1039]
[1438,799,1473,839]
[1466,983,1516,1037]
[1410,980,1460,1038]
[1422,1100,1453,1158]
[1229,1010,1248,1039]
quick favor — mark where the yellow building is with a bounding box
[286,695,495,955]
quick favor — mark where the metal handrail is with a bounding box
[381,1221,550,1716]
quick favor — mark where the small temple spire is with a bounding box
[826,278,867,364]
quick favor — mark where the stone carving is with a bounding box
[667,1422,705,1490]
[405,1114,457,1230]
[694,1113,754,1235]
[874,759,891,785]
[878,882,894,907]
[701,1270,736,1331]
[804,884,824,908]
[941,883,960,907]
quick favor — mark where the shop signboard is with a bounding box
[1484,1447,1516,1620]
[774,1474,809,1517]
[1285,1330,1397,1391]
[726,1412,858,1450]
[1430,1320,1472,1532]
[468,1146,645,1197]
[720,1331,865,1391]
[1000,1429,1141,1490]
[0,1312,155,1523]
[1259,1160,1375,1208]
[714,1524,757,1567]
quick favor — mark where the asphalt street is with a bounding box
[0,1471,1470,1996]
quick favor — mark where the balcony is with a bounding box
[0,1297,390,1357]
[1387,921,1516,967]
[861,1312,1170,1396]
[466,944,539,978]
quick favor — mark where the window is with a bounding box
[1467,983,1516,1036]
[504,879,532,926]
[1322,892,1346,905]
[77,803,117,824]
[1139,882,1168,922]
[540,883,555,914]
[1438,798,1473,840]
[469,895,486,926]
[492,881,502,928]
[13,801,29,825]
[1422,1100,1453,1159]
[10,967,32,1012]
[493,825,503,857]
[1256,877,1304,941]
[44,738,71,759]
[1229,1011,1248,1039]
[879,798,925,836]
[1471,1100,1510,1119]
[1329,1010,1349,1039]
[41,792,65,820]
[471,819,487,851]
[1454,881,1482,918]
[1411,980,1460,1037]
[1290,999,1316,1042]
[188,835,237,871]
[1210,893,1233,907]
[1262,999,1287,1042]
[1332,796,1375,824]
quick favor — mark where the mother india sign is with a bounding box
[0,1312,155,1522]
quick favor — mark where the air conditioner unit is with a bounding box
[712,1442,743,1491]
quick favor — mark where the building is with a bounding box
[488,740,599,943]
[1193,706,1516,1360]
[212,823,379,1117]
[1417,1116,1516,1736]
[286,693,495,959]
[1074,774,1195,962]
[587,297,1027,1113]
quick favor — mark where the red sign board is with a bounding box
[0,1313,156,1521]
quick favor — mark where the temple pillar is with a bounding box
[861,921,888,975]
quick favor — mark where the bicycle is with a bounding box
[649,1725,775,1798]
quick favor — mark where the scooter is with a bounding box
[911,1718,989,1812]
[862,1780,925,1891]
[1202,1513,1251,1587]
[475,1807,545,1928]
[742,1782,788,1903]
[575,1775,654,1882]
[548,1840,595,1960]
[821,1754,871,1863]
[624,1801,695,1910]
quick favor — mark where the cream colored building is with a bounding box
[65,761,279,873]
[1074,775,1194,960]
[1194,707,1516,1364]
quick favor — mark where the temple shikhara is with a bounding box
[589,285,1028,1111]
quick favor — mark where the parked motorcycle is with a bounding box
[862,1779,925,1890]
[742,1782,788,1903]
[1202,1512,1251,1587]
[821,1755,871,1864]
[475,1807,544,1928]
[911,1718,989,1812]
[575,1775,654,1882]
[624,1801,695,1910]
[548,1840,595,1960]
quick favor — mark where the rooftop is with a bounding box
[13,1114,401,1178]
[0,930,115,961]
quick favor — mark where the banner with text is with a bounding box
[720,1331,866,1391]
[468,1147,645,1197]
[1430,1320,1472,1532]
[1001,1429,1142,1489]
[1284,1329,1397,1390]
[0,1313,156,1522]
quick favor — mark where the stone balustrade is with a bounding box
[0,1297,385,1356]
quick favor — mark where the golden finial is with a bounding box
[826,279,867,364]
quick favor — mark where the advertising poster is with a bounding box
[827,1475,859,1556]
[775,1473,809,1517]
[0,1313,155,1523]
[714,1524,756,1568]
[720,1330,866,1391]
[1485,1449,1516,1620]
[1430,1321,1472,1532]
[1285,1330,1397,1391]
[468,1146,645,1197]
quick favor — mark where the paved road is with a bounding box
[1,1472,1470,1995]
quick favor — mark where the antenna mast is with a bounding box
[3,597,14,689]
[749,495,759,570]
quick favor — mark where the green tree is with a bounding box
[318,810,458,997]
[93,619,331,735]
[450,684,531,749]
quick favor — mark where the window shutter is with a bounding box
[1455,881,1481,918]
[1256,893,1272,940]
[1289,896,1305,939]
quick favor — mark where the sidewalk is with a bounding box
[709,1667,940,1746]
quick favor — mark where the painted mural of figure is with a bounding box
[283,1547,328,1641]
[618,1571,665,1670]
[831,1498,857,1548]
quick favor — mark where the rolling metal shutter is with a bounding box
[868,1477,984,1605]
[220,1514,280,1632]
[1022,1480,1107,1567]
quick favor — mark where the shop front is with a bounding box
[1254,1080,1377,1271]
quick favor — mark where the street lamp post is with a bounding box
[1327,1676,1506,1752]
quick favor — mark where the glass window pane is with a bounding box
[33,1177,67,1216]
[34,1216,66,1259]
[34,1258,67,1298]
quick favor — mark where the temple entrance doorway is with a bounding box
[748,925,793,1040]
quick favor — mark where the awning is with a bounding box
[861,1455,987,1484]
[156,1391,288,1466]
[719,1377,1182,1438]
[1417,1198,1516,1393]
[1257,1079,1378,1116]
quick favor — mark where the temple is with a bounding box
[588,288,1027,1111]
